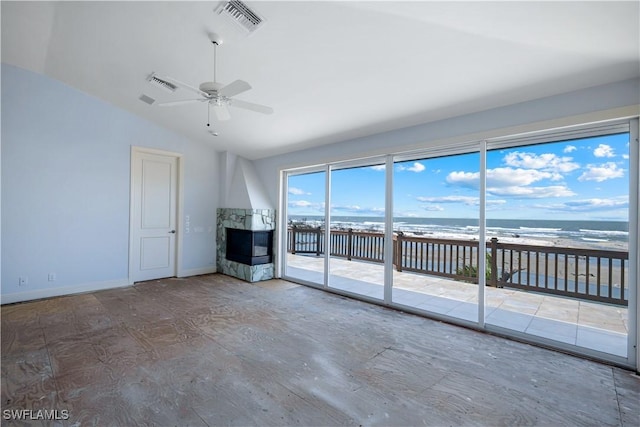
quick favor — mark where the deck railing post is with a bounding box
[291,227,296,254]
[347,228,353,261]
[396,232,404,272]
[490,238,498,287]
[315,227,321,256]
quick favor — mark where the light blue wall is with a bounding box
[254,78,640,207]
[1,64,219,302]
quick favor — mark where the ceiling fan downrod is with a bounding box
[209,32,223,84]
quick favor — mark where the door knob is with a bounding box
[169,230,176,234]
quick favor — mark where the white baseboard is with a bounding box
[178,266,217,278]
[1,279,131,305]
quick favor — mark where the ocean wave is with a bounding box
[519,233,559,239]
[579,229,628,236]
[519,227,562,232]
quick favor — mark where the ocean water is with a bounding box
[288,216,629,246]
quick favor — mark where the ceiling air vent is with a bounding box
[139,94,156,105]
[216,0,264,33]
[146,73,177,93]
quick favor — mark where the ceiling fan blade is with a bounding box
[163,76,209,97]
[212,104,231,121]
[157,99,206,107]
[229,99,274,115]
[218,80,252,97]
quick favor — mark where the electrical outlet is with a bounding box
[48,273,56,282]
[19,276,28,286]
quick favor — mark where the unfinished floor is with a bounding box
[1,274,639,426]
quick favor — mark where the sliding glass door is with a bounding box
[284,169,326,286]
[484,130,631,358]
[328,162,386,300]
[281,119,637,366]
[392,152,480,323]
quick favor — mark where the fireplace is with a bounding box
[226,228,273,266]
[217,208,275,282]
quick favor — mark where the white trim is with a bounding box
[478,140,487,328]
[175,154,185,277]
[277,170,287,278]
[130,146,183,158]
[324,165,331,288]
[628,118,639,371]
[383,154,394,304]
[128,146,184,284]
[1,279,130,305]
[329,155,387,171]
[178,267,217,277]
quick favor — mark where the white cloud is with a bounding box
[503,152,579,174]
[417,195,478,205]
[447,167,555,189]
[332,205,384,215]
[288,187,309,195]
[447,167,576,199]
[622,154,629,159]
[417,195,507,206]
[370,165,386,171]
[289,200,313,208]
[422,205,444,212]
[534,197,628,212]
[594,144,615,158]
[397,162,425,173]
[488,185,575,198]
[288,200,324,211]
[446,171,479,188]
[563,145,577,153]
[578,162,624,182]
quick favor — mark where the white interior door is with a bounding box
[130,149,178,282]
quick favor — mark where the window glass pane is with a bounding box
[285,171,326,285]
[328,164,386,300]
[484,133,630,358]
[392,153,480,323]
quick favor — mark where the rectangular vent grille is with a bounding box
[147,74,177,93]
[139,94,156,105]
[217,0,264,33]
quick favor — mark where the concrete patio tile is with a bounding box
[485,308,533,332]
[536,296,579,323]
[392,289,435,307]
[525,317,577,345]
[578,301,628,334]
[576,326,627,357]
[416,296,465,315]
[446,302,479,322]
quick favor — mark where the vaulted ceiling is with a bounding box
[2,1,639,160]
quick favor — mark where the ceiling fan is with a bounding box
[156,33,273,123]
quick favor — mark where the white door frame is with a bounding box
[128,146,184,284]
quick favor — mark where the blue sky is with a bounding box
[288,133,631,221]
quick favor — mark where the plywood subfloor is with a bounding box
[2,274,638,426]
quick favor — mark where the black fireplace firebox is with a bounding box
[226,228,273,266]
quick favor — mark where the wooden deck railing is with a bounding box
[287,227,629,306]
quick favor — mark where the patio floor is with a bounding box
[286,254,628,358]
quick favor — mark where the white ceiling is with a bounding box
[2,1,639,160]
